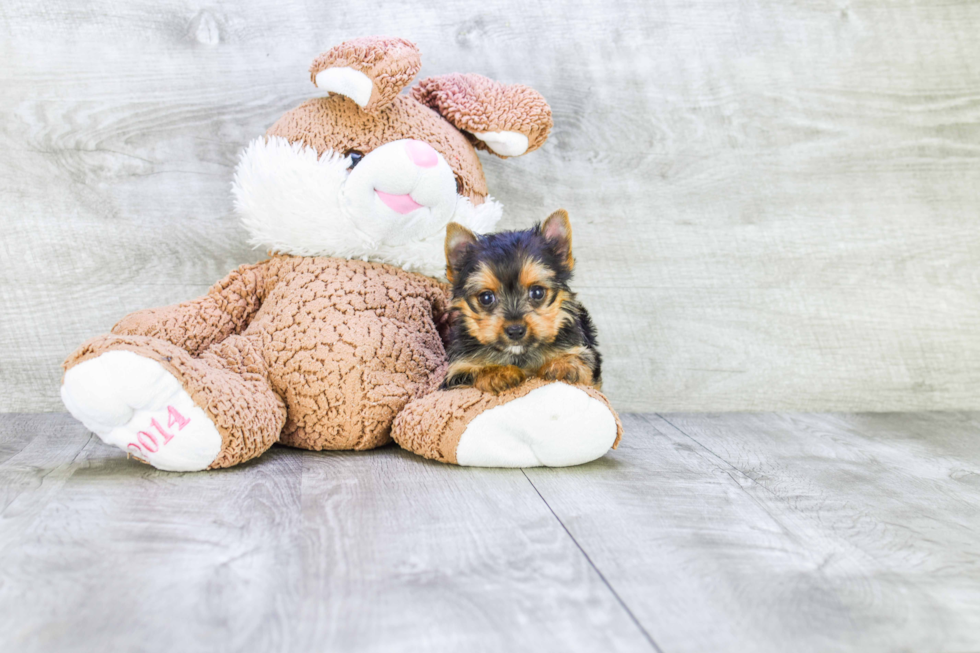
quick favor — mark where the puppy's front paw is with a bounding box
[538,355,593,386]
[473,365,526,395]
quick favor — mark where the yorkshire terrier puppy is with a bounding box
[441,209,602,394]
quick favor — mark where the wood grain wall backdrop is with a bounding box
[2,0,979,413]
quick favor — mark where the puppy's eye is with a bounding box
[478,291,496,306]
[346,151,364,168]
[529,286,546,301]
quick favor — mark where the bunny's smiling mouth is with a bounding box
[375,189,424,214]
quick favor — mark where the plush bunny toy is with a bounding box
[60,37,622,471]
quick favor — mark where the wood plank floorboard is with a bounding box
[523,412,980,652]
[1,412,978,652]
[0,414,648,653]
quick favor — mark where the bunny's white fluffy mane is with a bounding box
[232,136,503,279]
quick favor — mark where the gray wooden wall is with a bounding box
[2,0,979,413]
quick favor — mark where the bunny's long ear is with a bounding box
[310,36,421,113]
[410,74,553,158]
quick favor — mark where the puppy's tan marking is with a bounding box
[466,262,501,297]
[472,365,526,394]
[537,352,595,387]
[524,289,574,343]
[518,259,554,289]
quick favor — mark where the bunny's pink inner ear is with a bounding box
[410,73,553,158]
[310,36,421,113]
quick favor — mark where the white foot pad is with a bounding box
[455,383,618,467]
[61,351,222,472]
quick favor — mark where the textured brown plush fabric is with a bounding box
[266,94,489,201]
[64,333,287,469]
[391,378,623,465]
[111,262,270,357]
[310,36,421,114]
[65,257,453,465]
[411,74,553,156]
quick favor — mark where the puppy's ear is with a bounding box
[541,209,574,269]
[310,37,421,113]
[445,222,478,282]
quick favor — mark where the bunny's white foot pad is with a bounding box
[61,351,222,472]
[455,383,618,467]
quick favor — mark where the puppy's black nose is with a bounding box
[505,324,527,341]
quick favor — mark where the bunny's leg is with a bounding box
[60,261,284,470]
[109,261,271,356]
[391,379,622,467]
[62,333,285,471]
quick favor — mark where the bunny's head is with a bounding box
[233,36,553,277]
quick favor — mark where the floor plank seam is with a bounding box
[0,431,95,519]
[520,468,664,653]
[654,414,762,486]
[654,414,829,545]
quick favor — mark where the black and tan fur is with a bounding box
[441,209,602,394]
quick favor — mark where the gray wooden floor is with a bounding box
[1,412,978,653]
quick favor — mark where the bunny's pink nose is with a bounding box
[405,140,438,168]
